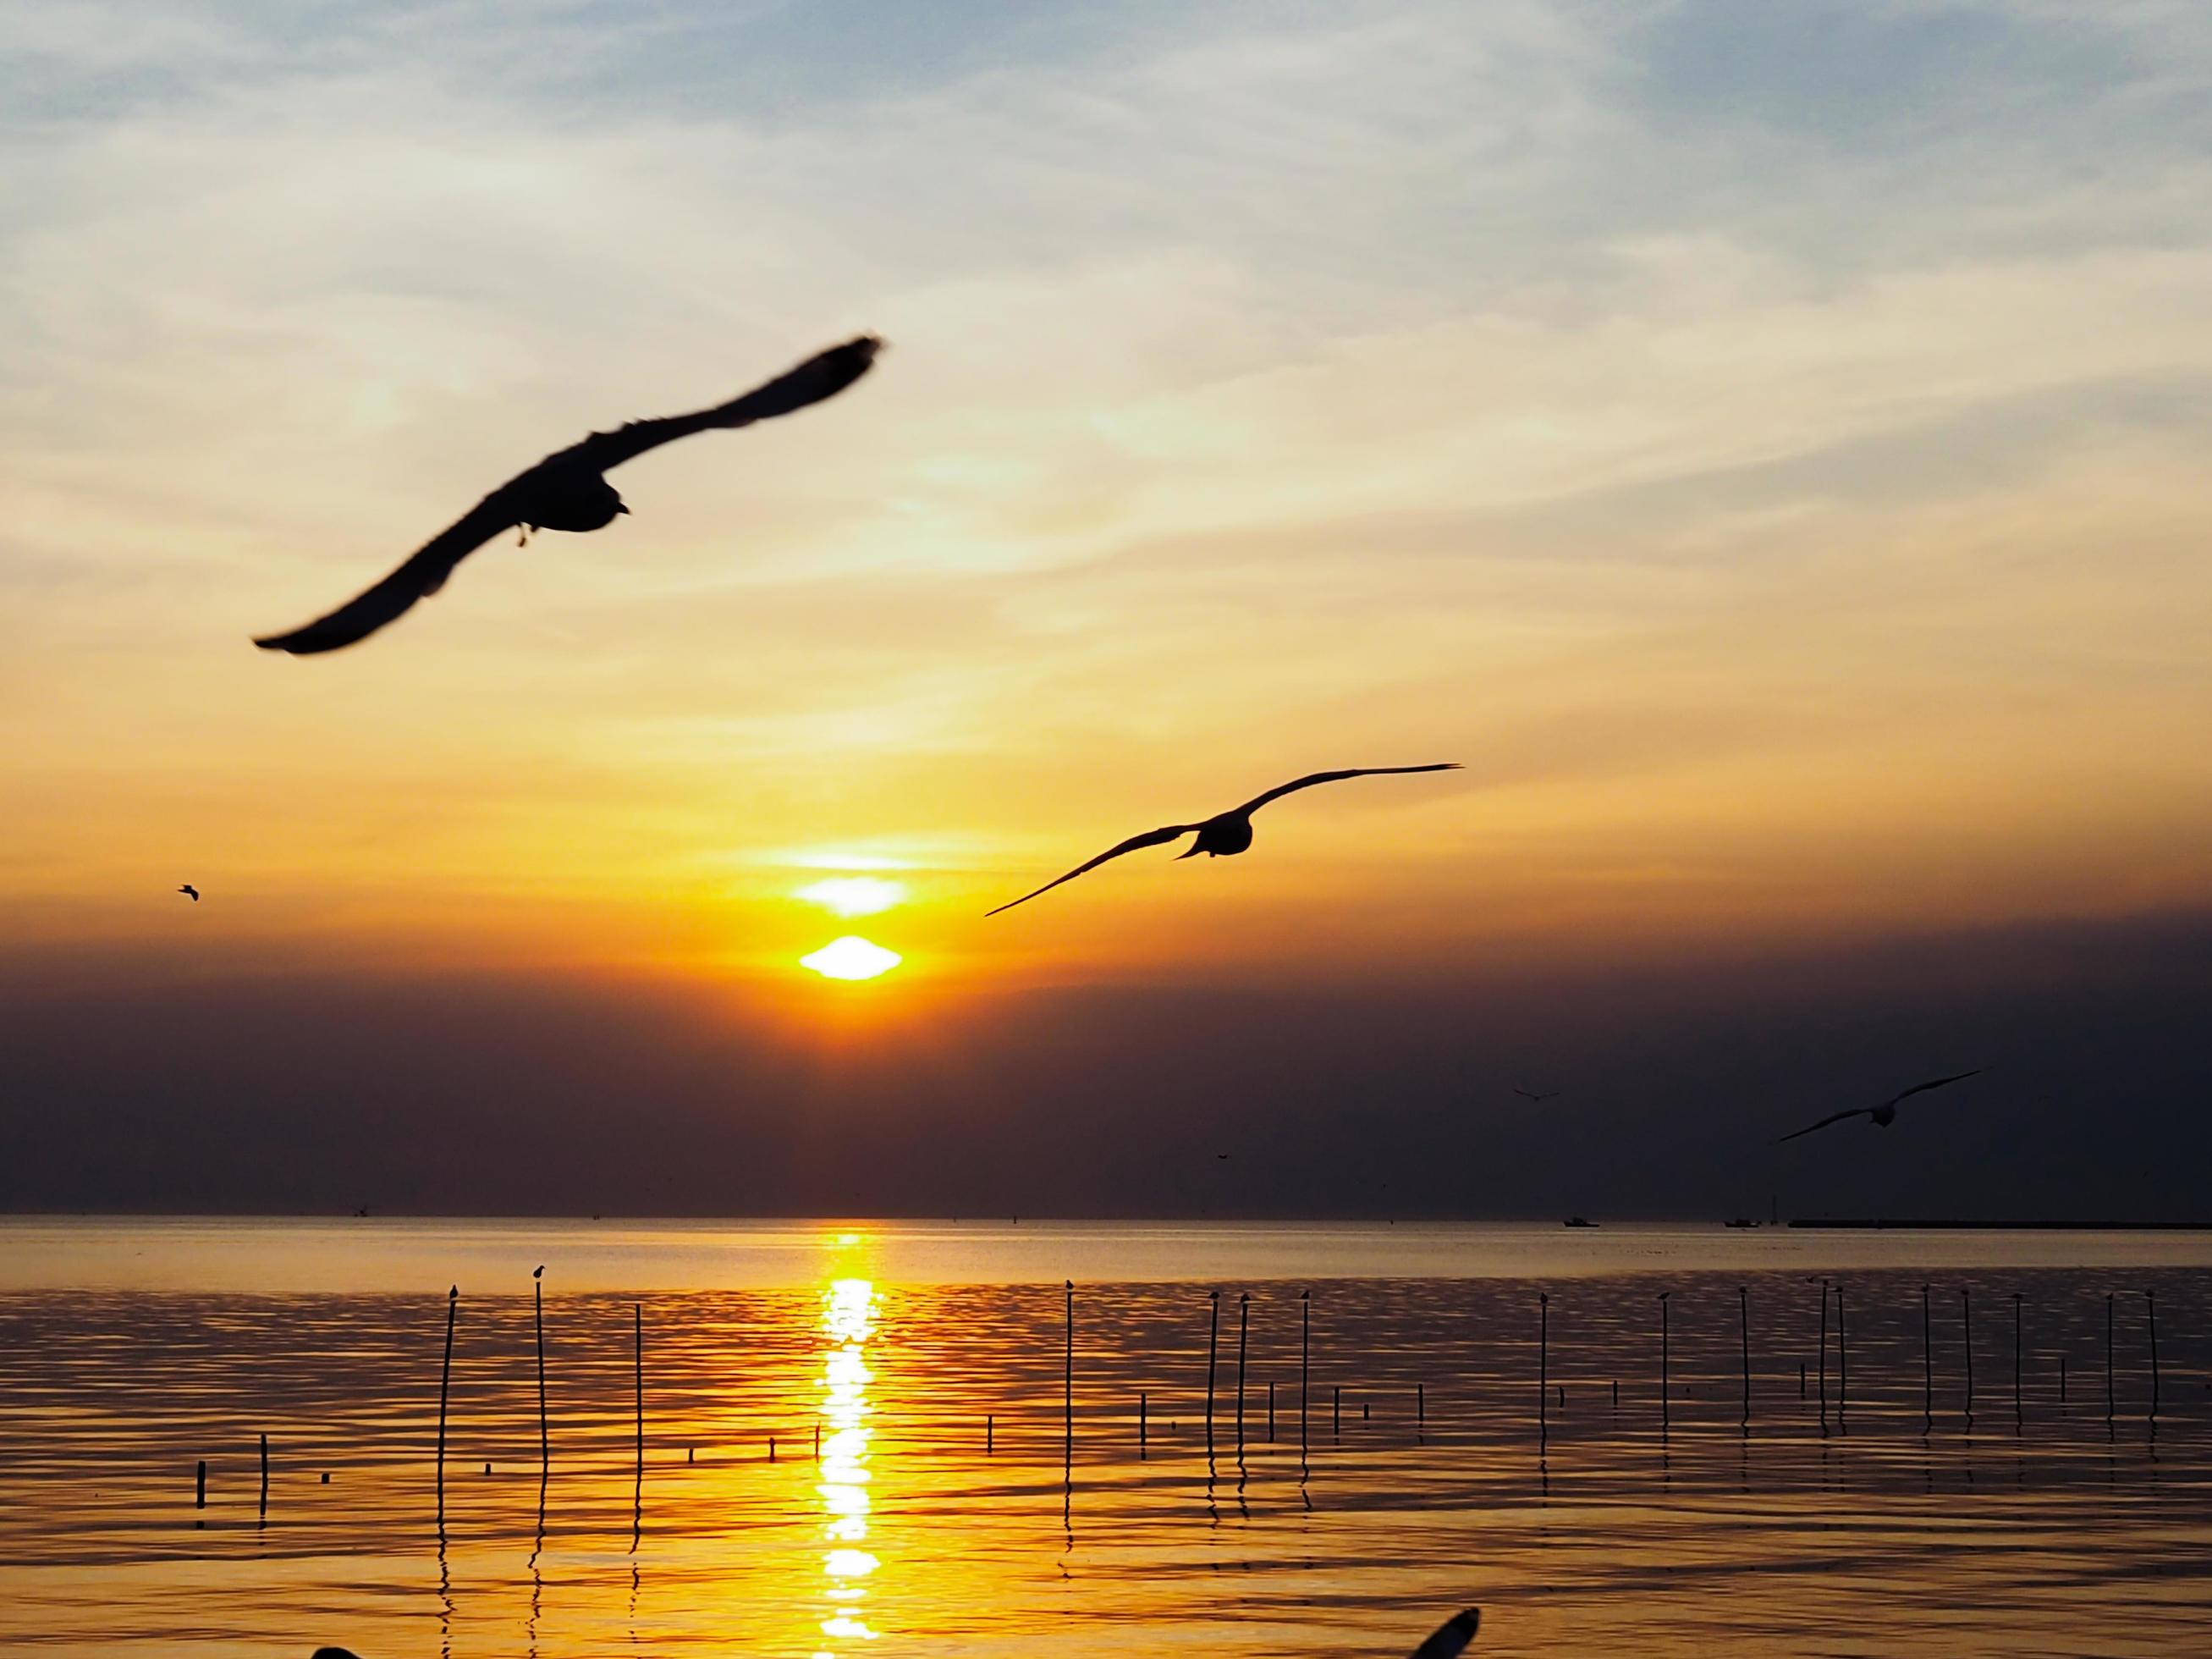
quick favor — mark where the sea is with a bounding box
[0,1218,2206,1656]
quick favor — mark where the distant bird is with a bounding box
[1216,1152,1231,1160]
[1777,1070,1984,1143]
[1513,1088,1559,1103]
[986,764,1461,915]
[177,885,199,902]
[253,336,883,654]
[1410,1608,1481,1658]
[533,1265,544,1279]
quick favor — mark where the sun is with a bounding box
[801,936,903,981]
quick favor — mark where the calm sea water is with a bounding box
[0,1219,2206,1657]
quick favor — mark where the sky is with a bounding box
[6,0,2212,1218]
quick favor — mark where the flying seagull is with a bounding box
[1410,1608,1482,1658]
[1777,1069,1983,1143]
[177,885,200,902]
[1513,1088,1559,1103]
[253,335,883,654]
[986,764,1461,915]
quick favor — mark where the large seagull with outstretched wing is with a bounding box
[987,764,1461,915]
[1777,1069,1984,1143]
[254,336,882,655]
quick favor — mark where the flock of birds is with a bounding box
[171,333,1984,1155]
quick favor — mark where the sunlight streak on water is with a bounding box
[816,1269,881,1651]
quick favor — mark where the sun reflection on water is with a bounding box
[815,1272,881,1654]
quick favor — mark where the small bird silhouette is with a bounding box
[1512,1088,1559,1103]
[1778,1069,1984,1143]
[177,885,199,901]
[987,764,1460,914]
[1410,1607,1482,1657]
[254,336,882,654]
[1216,1152,1231,1160]
[533,1265,544,1280]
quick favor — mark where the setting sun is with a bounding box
[801,937,903,981]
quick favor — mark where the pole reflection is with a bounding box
[814,1274,881,1656]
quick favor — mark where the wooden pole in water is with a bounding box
[533,1266,548,1478]
[1235,1292,1250,1453]
[1299,1289,1310,1458]
[1920,1283,1934,1430]
[1064,1281,1074,1476]
[2144,1289,2160,1419]
[1204,1289,1220,1456]
[633,1303,644,1507]
[1538,1292,1549,1443]
[1659,1292,1670,1433]
[2012,1292,2023,1428]
[259,1433,269,1518]
[195,1458,206,1509]
[437,1286,458,1518]
[1835,1285,1849,1419]
[2105,1292,2115,1421]
[1268,1381,1275,1441]
[1817,1279,1829,1420]
[1139,1392,1147,1458]
[1333,1384,1341,1439]
[1961,1287,1973,1420]
[985,1415,993,1455]
[1417,1381,1425,1431]
[1737,1286,1750,1422]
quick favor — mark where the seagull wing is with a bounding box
[1881,1069,1983,1111]
[1410,1608,1482,1658]
[986,823,1196,915]
[559,336,882,474]
[1778,1106,1872,1144]
[1230,763,1461,818]
[253,492,521,655]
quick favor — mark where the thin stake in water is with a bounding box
[533,1266,548,1478]
[1737,1286,1751,1424]
[1920,1284,1934,1432]
[1835,1284,1849,1420]
[1300,1289,1311,1460]
[1204,1289,1220,1456]
[1235,1292,1250,1454]
[2144,1288,2160,1420]
[1538,1292,1549,1447]
[1659,1292,1670,1434]
[1961,1287,1974,1421]
[437,1286,458,1522]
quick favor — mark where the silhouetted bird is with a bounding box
[1778,1069,1983,1143]
[177,885,199,901]
[1513,1088,1558,1103]
[254,336,883,654]
[533,1265,544,1279]
[987,764,1460,914]
[1410,1607,1481,1657]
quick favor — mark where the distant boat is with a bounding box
[1564,1215,1598,1228]
[1725,1217,1760,1228]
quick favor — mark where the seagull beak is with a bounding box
[616,503,630,514]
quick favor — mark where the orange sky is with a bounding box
[8,2,2212,1034]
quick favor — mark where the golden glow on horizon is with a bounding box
[795,878,906,918]
[802,938,904,981]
